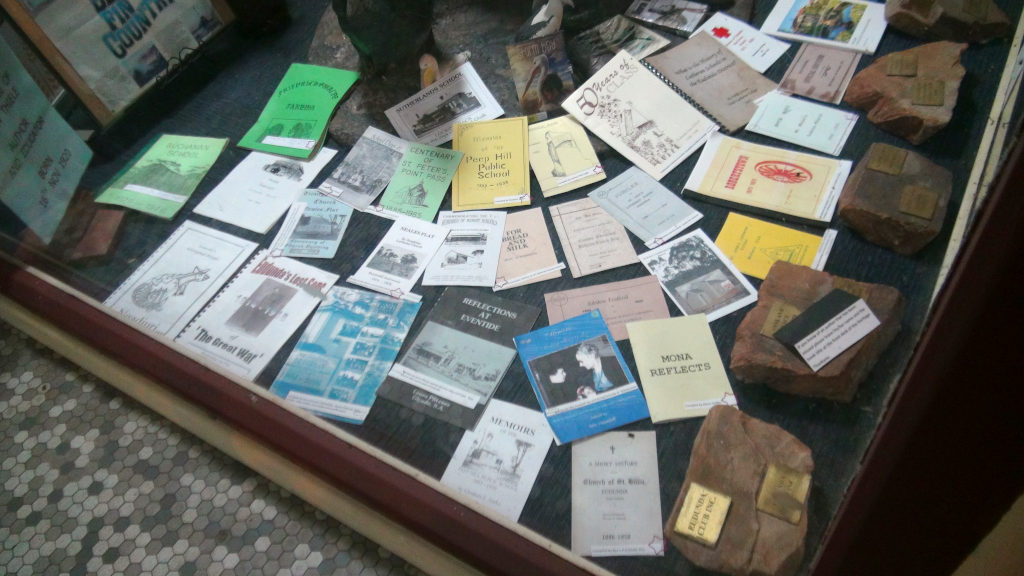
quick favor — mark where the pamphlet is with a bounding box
[276,189,354,259]
[527,115,605,198]
[440,399,554,521]
[377,143,463,222]
[572,431,663,556]
[452,117,530,210]
[422,211,507,287]
[714,212,836,279]
[318,127,408,210]
[506,32,575,117]
[494,207,564,290]
[544,276,671,341]
[96,134,228,219]
[746,92,858,156]
[549,197,638,278]
[761,0,887,55]
[514,310,650,445]
[625,0,707,35]
[104,221,258,338]
[627,315,736,422]
[694,12,790,74]
[269,286,420,425]
[638,229,757,321]
[567,15,671,77]
[175,251,339,380]
[237,63,359,159]
[385,62,503,147]
[779,43,861,105]
[588,166,702,249]
[346,216,449,302]
[378,287,540,429]
[192,148,337,233]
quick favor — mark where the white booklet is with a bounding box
[318,127,408,211]
[193,148,337,233]
[761,0,887,55]
[572,431,664,557]
[104,221,258,338]
[694,12,791,74]
[562,51,718,181]
[175,250,339,380]
[347,216,449,301]
[441,399,554,522]
[588,166,703,249]
[385,63,504,147]
[422,211,506,286]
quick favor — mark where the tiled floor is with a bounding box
[0,320,424,576]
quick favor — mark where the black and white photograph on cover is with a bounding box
[262,158,305,181]
[225,278,297,336]
[439,230,488,269]
[402,322,512,398]
[366,244,423,279]
[527,335,629,409]
[324,138,403,200]
[123,45,169,88]
[291,213,348,241]
[412,91,482,137]
[459,430,536,482]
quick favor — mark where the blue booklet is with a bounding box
[270,286,421,424]
[514,310,650,444]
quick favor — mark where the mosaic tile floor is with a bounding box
[0,320,425,576]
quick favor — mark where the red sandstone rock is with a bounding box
[885,0,1011,44]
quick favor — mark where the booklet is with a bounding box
[514,310,650,445]
[684,133,850,225]
[269,286,420,425]
[175,251,339,380]
[273,189,354,259]
[693,12,790,74]
[347,216,448,301]
[237,63,359,159]
[506,32,575,118]
[746,92,858,156]
[422,211,507,287]
[528,115,606,198]
[588,166,702,249]
[440,399,554,521]
[643,32,779,134]
[192,148,337,233]
[562,51,718,181]
[638,229,757,322]
[378,287,540,429]
[493,207,564,290]
[95,134,228,219]
[714,212,836,279]
[452,117,530,210]
[385,62,503,147]
[377,143,463,222]
[571,431,663,557]
[549,197,638,278]
[318,127,408,210]
[627,315,736,423]
[761,0,887,55]
[567,15,671,78]
[544,275,671,342]
[625,0,708,36]
[104,221,258,338]
[778,43,861,105]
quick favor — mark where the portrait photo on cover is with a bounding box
[527,335,628,408]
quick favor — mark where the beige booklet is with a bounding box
[643,32,779,134]
[626,315,736,422]
[544,276,670,341]
[528,116,606,197]
[549,198,639,278]
[494,207,564,290]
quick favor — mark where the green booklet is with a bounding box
[377,143,463,222]
[238,63,359,159]
[95,134,228,219]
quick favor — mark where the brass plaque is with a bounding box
[761,301,802,338]
[886,53,918,77]
[963,0,990,19]
[866,143,908,175]
[899,184,939,220]
[912,78,946,106]
[756,463,812,525]
[674,482,731,547]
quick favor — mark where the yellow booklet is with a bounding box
[626,315,735,423]
[528,116,606,197]
[714,213,837,279]
[452,117,530,211]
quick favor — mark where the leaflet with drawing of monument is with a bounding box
[528,116,605,197]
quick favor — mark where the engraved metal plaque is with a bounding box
[912,78,946,106]
[756,463,812,524]
[675,482,731,547]
[886,52,918,77]
[761,301,802,338]
[866,143,909,175]
[899,184,939,220]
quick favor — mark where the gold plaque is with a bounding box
[761,301,802,338]
[756,463,812,525]
[674,482,731,547]
[963,0,990,19]
[885,53,918,77]
[832,277,868,300]
[912,78,946,106]
[866,143,908,175]
[899,185,939,220]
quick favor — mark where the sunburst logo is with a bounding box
[755,161,812,184]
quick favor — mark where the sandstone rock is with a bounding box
[843,42,967,144]
[665,406,813,576]
[730,262,904,402]
[885,0,1011,44]
[838,143,952,254]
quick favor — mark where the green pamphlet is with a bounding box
[377,143,463,222]
[237,63,359,159]
[95,134,228,219]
